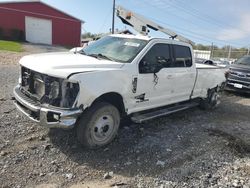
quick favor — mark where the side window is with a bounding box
[173,45,192,67]
[139,43,171,73]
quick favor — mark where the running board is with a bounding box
[131,102,199,123]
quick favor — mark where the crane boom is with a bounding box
[116,6,194,45]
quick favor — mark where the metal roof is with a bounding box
[0,0,85,23]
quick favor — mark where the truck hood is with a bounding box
[20,52,124,79]
[230,64,250,73]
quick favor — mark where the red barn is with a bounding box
[0,0,84,47]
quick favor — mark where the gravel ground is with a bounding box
[0,45,250,188]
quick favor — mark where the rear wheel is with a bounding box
[77,102,120,149]
[200,89,220,110]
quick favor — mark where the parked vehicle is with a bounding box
[213,60,230,68]
[195,58,230,68]
[226,55,250,93]
[195,58,214,65]
[13,6,226,148]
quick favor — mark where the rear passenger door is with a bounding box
[169,44,196,102]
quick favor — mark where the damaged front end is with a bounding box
[13,66,82,129]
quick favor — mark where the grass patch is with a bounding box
[0,40,22,52]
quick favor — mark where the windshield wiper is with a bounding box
[87,53,115,61]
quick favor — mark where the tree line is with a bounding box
[194,44,249,59]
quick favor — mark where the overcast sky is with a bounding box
[1,0,250,48]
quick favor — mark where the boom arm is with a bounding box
[116,6,194,45]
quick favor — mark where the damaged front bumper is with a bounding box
[13,86,82,129]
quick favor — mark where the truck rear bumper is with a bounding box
[13,86,82,129]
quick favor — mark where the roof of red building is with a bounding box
[0,0,85,23]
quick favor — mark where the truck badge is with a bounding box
[132,77,138,93]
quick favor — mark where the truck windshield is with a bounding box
[235,56,250,66]
[81,36,148,63]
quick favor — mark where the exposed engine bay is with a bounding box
[20,66,79,108]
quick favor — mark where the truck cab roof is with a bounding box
[110,34,192,47]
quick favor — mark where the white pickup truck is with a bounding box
[13,34,226,148]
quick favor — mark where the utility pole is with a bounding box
[210,42,214,59]
[112,0,116,34]
[247,46,250,55]
[228,45,231,59]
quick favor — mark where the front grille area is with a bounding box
[228,67,250,86]
[21,66,46,101]
[228,73,250,83]
[230,67,250,73]
[20,66,79,108]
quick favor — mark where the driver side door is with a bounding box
[133,43,173,112]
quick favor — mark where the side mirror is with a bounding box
[139,60,149,73]
[139,59,162,74]
[141,60,148,67]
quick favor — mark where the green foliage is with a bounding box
[0,27,3,39]
[81,32,105,39]
[195,44,210,51]
[10,29,25,41]
[193,44,248,59]
[82,32,98,39]
[0,40,22,52]
[0,28,25,41]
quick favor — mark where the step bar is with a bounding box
[131,102,199,123]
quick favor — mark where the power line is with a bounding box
[141,0,214,31]
[134,1,246,47]
[147,16,246,47]
[142,0,224,31]
[154,0,246,34]
[167,0,226,28]
[144,1,249,41]
[115,0,247,48]
[97,8,113,33]
[174,0,248,33]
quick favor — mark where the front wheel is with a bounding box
[200,89,220,110]
[77,102,120,149]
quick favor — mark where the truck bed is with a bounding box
[192,63,226,98]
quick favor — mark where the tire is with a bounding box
[200,89,220,110]
[77,102,120,149]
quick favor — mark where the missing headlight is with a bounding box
[60,82,79,108]
[44,79,79,108]
[49,81,60,99]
